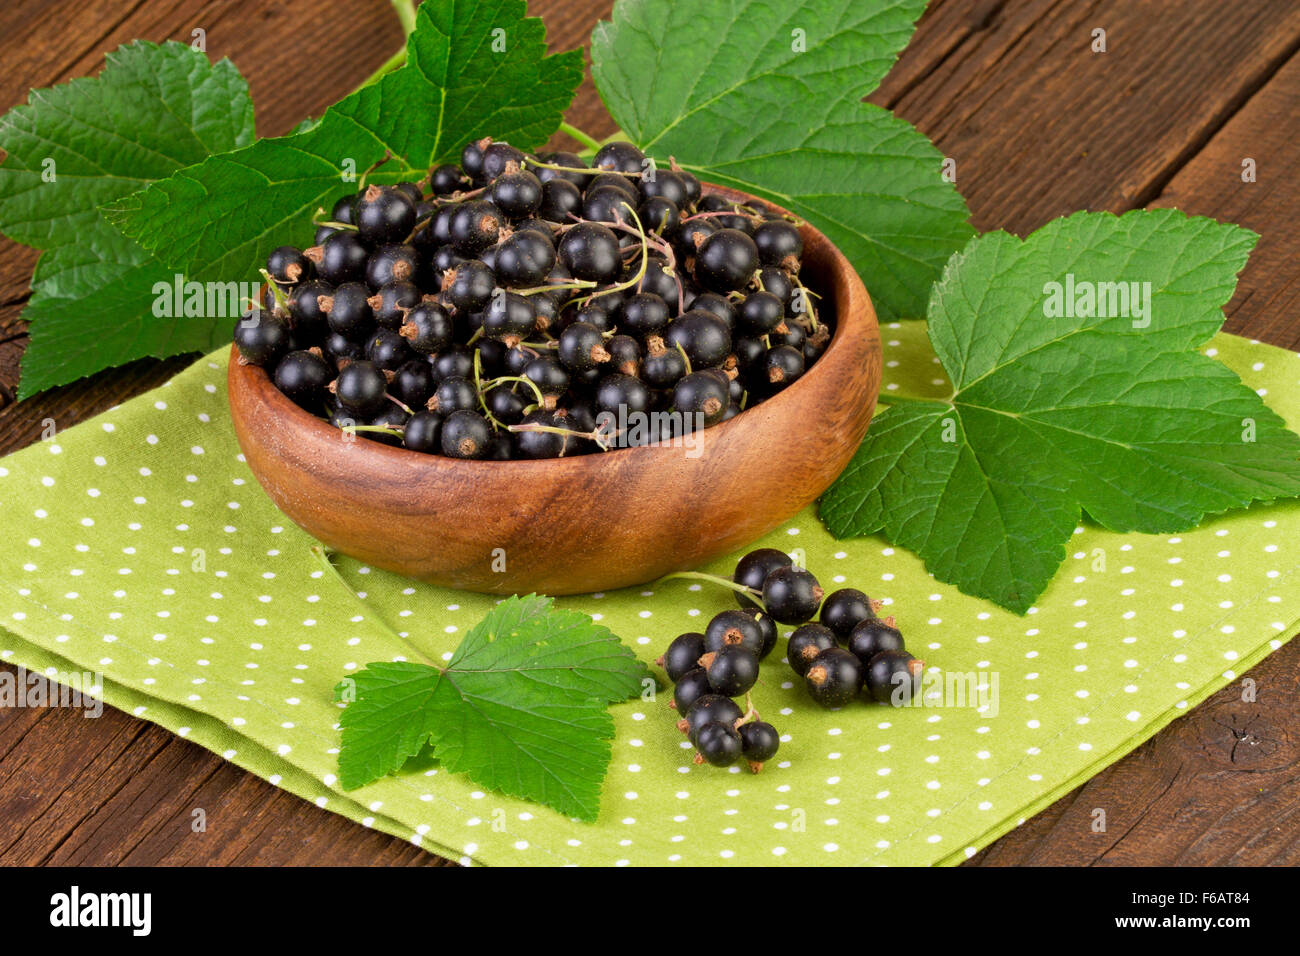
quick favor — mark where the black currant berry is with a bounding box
[764,344,805,390]
[493,230,556,288]
[440,409,493,459]
[332,360,389,417]
[490,168,543,218]
[448,199,504,255]
[592,140,646,174]
[687,291,736,328]
[430,164,469,196]
[481,142,526,182]
[738,291,785,334]
[638,259,680,305]
[367,328,414,371]
[321,281,375,339]
[672,668,712,713]
[639,197,680,236]
[820,588,876,643]
[640,170,689,206]
[441,259,495,313]
[665,311,731,367]
[865,650,924,705]
[482,291,537,343]
[273,350,332,411]
[233,310,291,367]
[312,232,370,285]
[537,178,582,222]
[752,219,803,268]
[679,694,744,743]
[323,331,365,364]
[558,222,621,283]
[701,646,759,697]
[368,280,420,330]
[762,565,824,625]
[694,228,760,291]
[672,371,729,426]
[606,334,642,376]
[399,301,454,354]
[658,632,706,683]
[557,321,610,371]
[732,548,793,610]
[738,721,780,771]
[390,359,435,408]
[355,185,417,245]
[427,375,478,414]
[804,647,863,708]
[594,373,650,418]
[429,346,474,382]
[461,139,488,182]
[365,243,419,289]
[267,246,312,284]
[582,184,634,224]
[695,722,743,767]
[515,410,572,459]
[704,609,766,656]
[484,384,527,426]
[848,619,905,666]
[620,292,670,337]
[403,410,444,453]
[330,193,358,225]
[758,266,794,304]
[787,623,838,677]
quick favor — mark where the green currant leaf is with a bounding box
[107,0,583,285]
[590,0,972,322]
[0,41,254,398]
[335,596,647,822]
[821,209,1300,613]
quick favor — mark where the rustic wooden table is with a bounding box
[1,0,1297,866]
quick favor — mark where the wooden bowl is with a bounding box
[228,185,881,594]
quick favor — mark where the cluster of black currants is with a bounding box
[232,135,831,459]
[658,608,780,772]
[672,547,926,713]
[729,547,926,708]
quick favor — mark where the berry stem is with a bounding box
[558,121,604,153]
[258,269,291,313]
[659,570,761,599]
[390,0,418,38]
[311,546,440,668]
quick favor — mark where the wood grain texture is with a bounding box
[228,186,879,594]
[1,0,1298,866]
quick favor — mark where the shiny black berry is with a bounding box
[665,311,731,367]
[273,350,332,411]
[659,632,706,683]
[365,243,419,288]
[865,650,924,705]
[430,164,469,196]
[733,548,793,610]
[592,140,645,174]
[704,609,766,656]
[402,410,444,453]
[680,694,743,743]
[493,229,556,287]
[848,619,905,665]
[558,222,621,283]
[399,302,454,354]
[673,371,729,426]
[332,359,389,417]
[267,246,312,284]
[752,219,803,267]
[233,310,291,367]
[313,232,370,285]
[448,200,504,255]
[695,228,759,291]
[440,409,493,459]
[369,280,420,330]
[355,185,417,245]
[762,565,824,625]
[702,645,759,696]
[739,721,780,769]
[820,588,876,643]
[787,623,838,677]
[321,281,375,338]
[764,344,805,391]
[804,647,863,708]
[695,722,743,767]
[672,668,712,713]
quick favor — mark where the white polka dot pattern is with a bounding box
[0,333,1296,866]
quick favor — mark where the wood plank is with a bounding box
[2,0,1299,868]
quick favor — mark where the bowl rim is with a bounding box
[229,183,874,476]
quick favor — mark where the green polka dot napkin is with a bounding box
[1,329,1297,866]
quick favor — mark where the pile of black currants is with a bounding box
[233,136,831,459]
[658,607,781,772]
[659,547,926,773]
